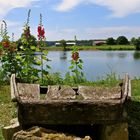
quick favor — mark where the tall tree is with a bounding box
[106,37,116,45]
[116,36,129,45]
[60,39,67,50]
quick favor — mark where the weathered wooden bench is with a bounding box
[10,74,131,140]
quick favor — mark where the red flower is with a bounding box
[38,25,41,32]
[37,25,45,40]
[2,41,10,48]
[72,52,79,61]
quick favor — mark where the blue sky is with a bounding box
[1,0,140,41]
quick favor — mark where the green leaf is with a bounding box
[36,47,40,52]
[77,64,83,70]
[16,55,22,60]
[79,59,83,63]
[36,60,42,65]
[46,65,51,69]
[43,50,48,55]
[69,65,74,69]
[42,55,47,60]
[30,46,36,50]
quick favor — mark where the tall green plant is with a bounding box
[37,14,51,85]
[69,46,85,83]
[15,10,40,83]
[0,20,18,81]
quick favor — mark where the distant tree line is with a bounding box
[14,35,140,50]
[106,36,129,45]
[106,36,140,50]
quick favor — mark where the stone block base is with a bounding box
[100,122,128,140]
[2,118,22,140]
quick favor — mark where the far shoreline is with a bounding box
[43,45,136,51]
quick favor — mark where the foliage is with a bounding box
[131,37,140,50]
[106,37,116,45]
[59,39,67,50]
[0,20,18,81]
[116,36,129,45]
[0,10,50,83]
[17,34,37,50]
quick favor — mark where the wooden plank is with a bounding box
[57,86,76,100]
[121,74,129,103]
[46,86,76,100]
[10,74,19,102]
[127,79,131,100]
[78,86,121,100]
[46,85,60,100]
[18,100,124,125]
[17,83,40,100]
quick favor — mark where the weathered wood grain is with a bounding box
[78,86,121,100]
[17,83,40,100]
[46,85,60,100]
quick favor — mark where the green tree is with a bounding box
[116,36,129,45]
[60,39,67,50]
[131,37,136,45]
[106,37,116,45]
[133,37,140,50]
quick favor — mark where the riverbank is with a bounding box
[44,45,135,51]
[0,79,140,139]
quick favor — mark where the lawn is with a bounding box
[96,45,135,50]
[0,79,140,139]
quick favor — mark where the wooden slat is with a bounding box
[127,79,131,100]
[17,83,40,100]
[121,74,129,103]
[46,85,60,100]
[46,86,76,100]
[78,86,121,100]
[57,86,76,100]
[10,74,19,102]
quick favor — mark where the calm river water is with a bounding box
[44,50,140,81]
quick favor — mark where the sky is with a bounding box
[1,0,140,41]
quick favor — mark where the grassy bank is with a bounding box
[44,45,135,51]
[96,45,135,50]
[0,79,140,139]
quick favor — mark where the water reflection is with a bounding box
[117,53,127,58]
[133,51,140,60]
[60,51,67,59]
[106,52,114,58]
[106,52,127,58]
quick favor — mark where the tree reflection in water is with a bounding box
[60,51,67,59]
[133,51,140,60]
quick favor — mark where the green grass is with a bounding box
[44,45,135,51]
[0,79,140,139]
[96,45,135,50]
[0,86,17,140]
[125,79,140,140]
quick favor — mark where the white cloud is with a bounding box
[55,0,140,17]
[55,0,82,11]
[0,0,38,18]
[43,26,140,40]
